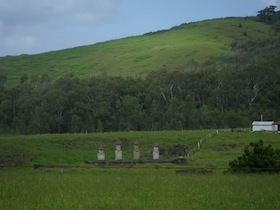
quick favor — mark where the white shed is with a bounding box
[252,121,277,132]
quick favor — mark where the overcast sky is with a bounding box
[0,0,279,56]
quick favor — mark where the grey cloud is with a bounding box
[0,0,120,55]
[261,0,280,7]
[0,0,119,26]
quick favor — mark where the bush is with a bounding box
[229,140,280,173]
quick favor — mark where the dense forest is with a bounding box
[0,7,280,134]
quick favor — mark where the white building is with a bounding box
[252,121,277,132]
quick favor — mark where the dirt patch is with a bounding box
[213,143,241,151]
[52,139,81,149]
[0,153,36,167]
[160,145,187,158]
[176,168,213,174]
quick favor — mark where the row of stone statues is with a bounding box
[97,140,160,161]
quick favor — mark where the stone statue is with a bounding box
[97,145,105,161]
[115,139,122,160]
[153,143,160,160]
[133,140,140,161]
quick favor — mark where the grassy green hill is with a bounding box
[1,130,279,169]
[0,17,273,87]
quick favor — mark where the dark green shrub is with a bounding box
[229,140,280,173]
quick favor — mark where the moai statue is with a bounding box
[153,143,160,160]
[115,139,122,160]
[133,140,140,161]
[97,145,105,161]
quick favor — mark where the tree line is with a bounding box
[0,33,280,135]
[257,5,280,31]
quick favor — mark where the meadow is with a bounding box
[1,167,280,209]
[0,130,213,166]
[1,130,280,209]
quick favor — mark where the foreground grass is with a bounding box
[1,131,280,209]
[0,167,280,210]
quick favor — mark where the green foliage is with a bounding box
[0,74,7,86]
[229,140,280,173]
[257,5,278,23]
[225,110,247,131]
[257,5,280,32]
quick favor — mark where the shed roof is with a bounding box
[252,121,274,126]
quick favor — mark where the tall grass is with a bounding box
[0,168,280,209]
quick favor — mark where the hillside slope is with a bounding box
[0,131,279,169]
[0,17,273,87]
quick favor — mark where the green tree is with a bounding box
[257,5,277,23]
[224,110,246,131]
[96,119,103,133]
[70,114,83,133]
[93,102,113,132]
[117,96,142,131]
[0,74,7,87]
[20,74,28,84]
[42,90,68,133]
[29,107,50,134]
[165,98,184,130]
[229,140,280,173]
[0,99,13,132]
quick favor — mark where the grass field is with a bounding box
[0,17,273,87]
[188,131,280,168]
[1,167,280,209]
[1,130,280,209]
[1,130,279,167]
[0,130,212,166]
